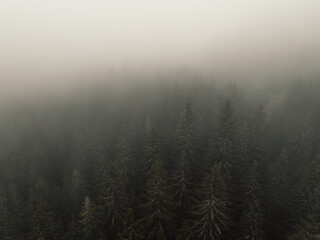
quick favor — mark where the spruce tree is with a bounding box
[247,107,266,165]
[176,221,194,240]
[238,162,265,240]
[142,159,173,240]
[212,100,236,176]
[145,125,162,169]
[78,196,100,240]
[98,156,127,239]
[193,164,230,240]
[120,208,141,240]
[290,160,320,240]
[269,149,295,239]
[28,192,61,240]
[176,100,198,180]
[290,111,314,180]
[27,150,62,240]
[65,217,81,240]
[0,190,10,240]
[172,153,192,218]
[113,136,132,187]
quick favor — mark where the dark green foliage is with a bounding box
[28,201,61,240]
[120,208,142,240]
[65,218,82,240]
[145,125,162,169]
[269,150,296,239]
[142,159,173,240]
[176,100,199,179]
[27,159,62,240]
[99,160,127,239]
[113,137,132,186]
[0,190,10,240]
[172,164,192,217]
[176,221,194,240]
[78,196,101,240]
[290,160,320,240]
[212,100,236,176]
[238,162,265,240]
[0,78,319,240]
[193,164,230,240]
[290,111,314,178]
[172,101,196,220]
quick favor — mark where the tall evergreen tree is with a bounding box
[28,200,61,240]
[176,100,198,180]
[120,208,142,240]
[193,164,230,240]
[269,149,295,239]
[234,108,266,231]
[0,190,10,240]
[290,111,314,180]
[212,100,236,176]
[290,160,320,240]
[238,162,265,240]
[172,153,192,218]
[78,196,100,240]
[99,160,127,239]
[176,221,195,240]
[247,107,266,164]
[113,136,132,187]
[141,159,173,240]
[172,101,196,222]
[27,144,62,240]
[145,125,162,169]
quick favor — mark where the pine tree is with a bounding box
[269,149,295,239]
[145,124,162,168]
[176,221,194,240]
[230,123,251,226]
[235,108,266,239]
[77,148,100,202]
[212,100,236,176]
[78,196,100,240]
[71,167,84,213]
[172,154,192,218]
[290,110,314,180]
[193,164,230,240]
[27,152,62,240]
[65,217,81,240]
[176,100,198,180]
[6,186,28,240]
[142,159,173,240]
[290,160,320,240]
[172,100,197,225]
[120,208,142,240]
[99,160,127,239]
[238,162,265,240]
[28,199,61,240]
[247,107,266,164]
[0,190,10,240]
[114,136,132,187]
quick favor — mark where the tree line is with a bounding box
[0,78,319,239]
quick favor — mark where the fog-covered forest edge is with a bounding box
[0,75,319,240]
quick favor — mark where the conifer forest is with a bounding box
[0,77,319,240]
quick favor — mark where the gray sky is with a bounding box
[1,0,320,99]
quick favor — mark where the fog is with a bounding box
[2,2,320,239]
[1,0,320,102]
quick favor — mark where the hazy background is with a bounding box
[1,0,320,102]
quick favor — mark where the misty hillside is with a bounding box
[0,78,319,240]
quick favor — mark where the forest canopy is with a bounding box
[0,76,319,240]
